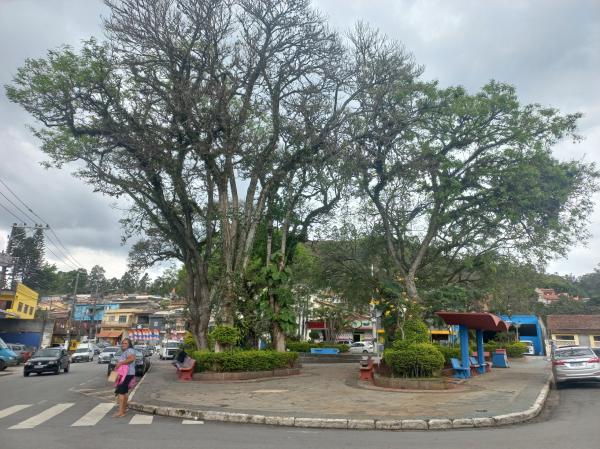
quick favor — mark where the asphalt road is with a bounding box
[0,358,598,449]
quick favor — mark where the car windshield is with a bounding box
[0,339,8,350]
[75,348,88,353]
[554,348,594,359]
[166,343,179,348]
[33,349,61,358]
[102,347,118,353]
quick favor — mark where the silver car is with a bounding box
[552,346,600,386]
[97,346,119,364]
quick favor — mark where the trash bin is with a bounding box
[492,348,510,368]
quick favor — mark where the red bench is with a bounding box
[359,356,374,381]
[175,357,196,381]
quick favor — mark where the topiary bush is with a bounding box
[191,350,298,372]
[209,325,241,348]
[182,331,198,352]
[402,319,430,344]
[383,343,444,378]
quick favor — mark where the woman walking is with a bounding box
[113,338,136,417]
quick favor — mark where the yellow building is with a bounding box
[98,309,145,341]
[0,283,39,319]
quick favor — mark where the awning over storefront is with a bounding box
[306,320,326,329]
[97,330,123,338]
[436,312,509,332]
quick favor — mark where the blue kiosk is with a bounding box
[436,312,510,378]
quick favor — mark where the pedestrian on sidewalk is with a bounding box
[113,338,136,418]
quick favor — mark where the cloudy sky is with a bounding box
[0,0,598,278]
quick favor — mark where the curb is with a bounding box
[128,374,552,431]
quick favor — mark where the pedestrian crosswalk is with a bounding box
[0,402,205,429]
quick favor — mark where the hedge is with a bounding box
[286,341,349,353]
[383,343,445,378]
[191,350,299,372]
[484,341,528,358]
[434,345,461,364]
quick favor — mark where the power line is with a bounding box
[0,177,86,269]
[0,199,28,224]
[0,190,37,223]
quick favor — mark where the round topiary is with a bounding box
[209,325,241,347]
[383,343,445,378]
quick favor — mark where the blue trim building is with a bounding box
[499,314,546,356]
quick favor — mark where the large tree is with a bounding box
[349,29,598,300]
[6,0,352,349]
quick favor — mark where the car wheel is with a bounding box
[0,360,6,371]
[362,350,368,353]
[54,367,60,375]
[64,364,69,373]
[23,371,29,377]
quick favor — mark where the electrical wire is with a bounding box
[0,177,86,269]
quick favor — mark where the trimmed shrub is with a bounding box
[191,350,298,372]
[182,331,197,352]
[435,345,461,364]
[286,341,349,353]
[209,325,241,347]
[506,342,528,358]
[402,319,430,344]
[485,341,527,358]
[383,343,445,378]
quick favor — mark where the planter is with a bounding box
[194,367,301,381]
[373,373,454,390]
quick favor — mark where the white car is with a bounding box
[71,346,94,362]
[348,342,374,354]
[522,341,535,355]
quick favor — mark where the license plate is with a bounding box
[569,362,583,367]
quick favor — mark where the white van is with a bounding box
[71,343,94,362]
[159,341,180,360]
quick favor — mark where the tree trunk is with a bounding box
[186,259,211,350]
[405,273,420,302]
[269,292,286,352]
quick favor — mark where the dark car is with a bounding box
[24,348,70,376]
[107,349,150,377]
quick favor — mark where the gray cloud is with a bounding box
[1,0,598,277]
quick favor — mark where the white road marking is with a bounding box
[0,404,32,420]
[182,419,204,424]
[71,403,114,427]
[129,414,153,425]
[9,403,74,429]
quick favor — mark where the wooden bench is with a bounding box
[175,357,196,381]
[450,358,470,379]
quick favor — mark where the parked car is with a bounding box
[71,346,94,362]
[159,341,180,360]
[6,343,30,364]
[552,346,600,387]
[134,344,152,357]
[522,341,535,355]
[0,337,18,368]
[24,348,70,376]
[348,341,374,354]
[98,346,119,364]
[107,349,151,377]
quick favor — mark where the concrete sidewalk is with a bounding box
[130,357,551,430]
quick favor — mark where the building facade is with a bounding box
[0,283,39,319]
[547,315,600,348]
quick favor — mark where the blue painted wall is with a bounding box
[500,314,545,355]
[73,303,119,321]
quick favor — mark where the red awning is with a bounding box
[97,330,123,338]
[435,312,509,332]
[306,320,326,329]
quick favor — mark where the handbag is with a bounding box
[107,370,118,383]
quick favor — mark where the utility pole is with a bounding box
[88,283,99,341]
[66,269,81,349]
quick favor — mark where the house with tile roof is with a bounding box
[546,314,600,349]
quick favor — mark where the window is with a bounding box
[109,315,115,322]
[17,303,23,312]
[30,307,34,315]
[553,334,578,347]
[5,301,12,309]
[23,305,29,314]
[118,315,127,323]
[592,336,600,348]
